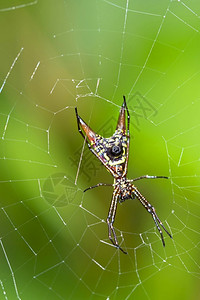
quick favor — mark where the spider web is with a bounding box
[0,0,200,299]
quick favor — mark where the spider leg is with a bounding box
[84,183,113,193]
[130,175,168,182]
[107,188,127,254]
[132,187,172,246]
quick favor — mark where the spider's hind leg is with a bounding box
[130,175,168,182]
[84,183,113,193]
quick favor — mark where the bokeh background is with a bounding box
[1,0,200,299]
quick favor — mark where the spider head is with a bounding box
[75,96,129,177]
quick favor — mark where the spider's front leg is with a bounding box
[132,187,172,246]
[107,188,127,254]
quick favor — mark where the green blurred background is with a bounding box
[0,0,200,299]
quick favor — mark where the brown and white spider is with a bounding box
[75,96,172,254]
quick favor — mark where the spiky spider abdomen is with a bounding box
[92,129,128,178]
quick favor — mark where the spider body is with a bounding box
[75,96,172,254]
[116,178,133,202]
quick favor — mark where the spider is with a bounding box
[75,96,172,254]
